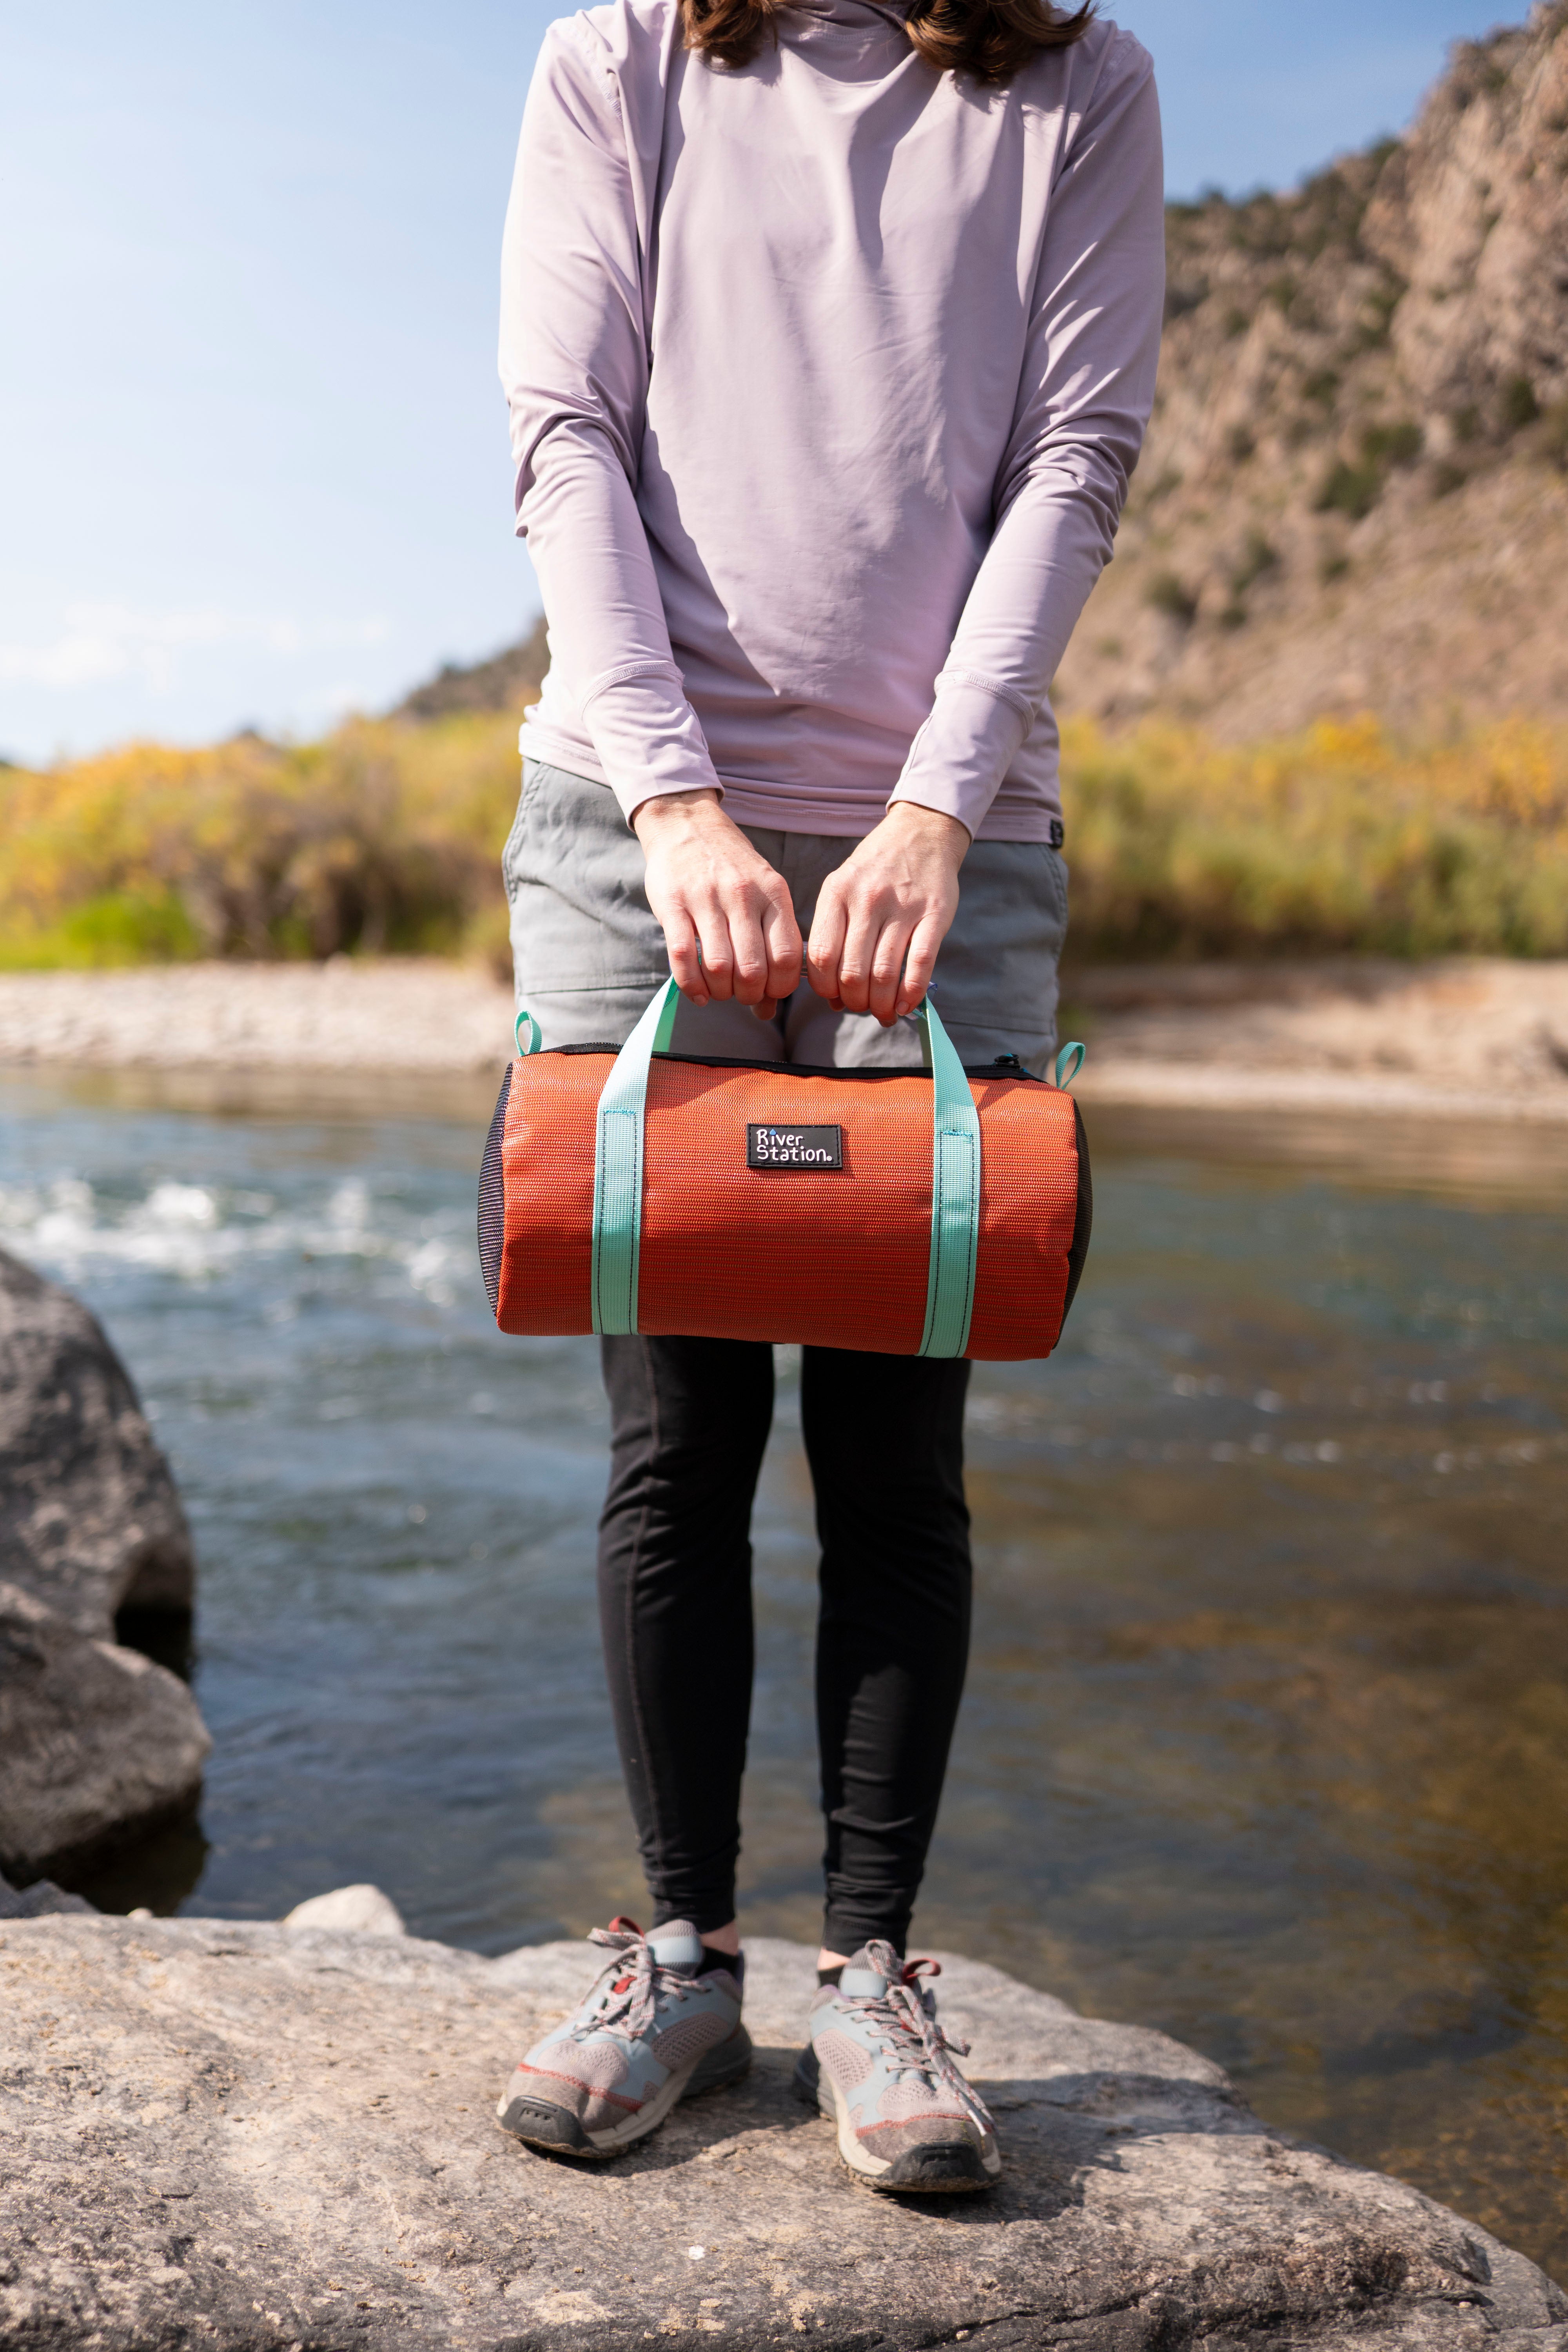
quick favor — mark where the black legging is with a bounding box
[597,1335,972,1956]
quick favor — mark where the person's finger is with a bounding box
[692,901,736,1000]
[726,889,771,1007]
[895,911,946,1020]
[762,887,803,1005]
[866,912,914,1027]
[833,893,882,1016]
[662,906,709,1005]
[805,878,849,1006]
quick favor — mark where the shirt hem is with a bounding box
[519,719,1062,844]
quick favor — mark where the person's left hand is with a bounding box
[805,802,969,1025]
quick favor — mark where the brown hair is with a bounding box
[682,0,1095,86]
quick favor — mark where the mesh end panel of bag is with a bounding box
[477,1063,512,1318]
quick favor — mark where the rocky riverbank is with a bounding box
[2,1913,1564,2350]
[1063,958,1568,1123]
[2,955,1566,1122]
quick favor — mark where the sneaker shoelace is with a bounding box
[571,1917,695,2042]
[840,1940,993,2132]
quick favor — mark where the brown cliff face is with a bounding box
[1056,3,1568,736]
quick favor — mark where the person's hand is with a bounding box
[633,788,802,1019]
[806,802,968,1025]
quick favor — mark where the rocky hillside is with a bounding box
[390,617,547,722]
[1057,2,1568,735]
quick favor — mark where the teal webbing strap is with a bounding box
[590,976,681,1336]
[1054,1040,1085,1089]
[916,996,980,1361]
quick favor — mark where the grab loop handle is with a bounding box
[515,1008,542,1058]
[591,979,681,1335]
[589,980,979,1355]
[1054,1041,1085,1091]
[915,997,980,1359]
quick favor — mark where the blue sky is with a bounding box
[1,0,1517,764]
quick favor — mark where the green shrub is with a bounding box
[1315,459,1383,519]
[0,890,203,971]
[1145,571,1200,624]
[1502,375,1541,432]
[1362,419,1424,467]
[1538,400,1568,472]
[1230,530,1281,596]
[1058,714,1568,961]
[0,712,523,968]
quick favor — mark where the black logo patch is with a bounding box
[747,1123,844,1171]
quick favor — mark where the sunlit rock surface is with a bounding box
[2,1920,1563,2350]
[282,1882,407,1936]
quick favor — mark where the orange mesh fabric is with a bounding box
[639,1062,931,1352]
[497,1052,605,1337]
[495,1054,1082,1361]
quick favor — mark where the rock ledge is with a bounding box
[2,1917,1563,2350]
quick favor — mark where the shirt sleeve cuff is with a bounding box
[581,666,724,820]
[886,672,1034,840]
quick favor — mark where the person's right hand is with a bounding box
[632,788,802,1019]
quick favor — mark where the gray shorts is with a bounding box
[503,760,1069,1076]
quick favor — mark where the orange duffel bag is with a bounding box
[477,978,1090,1361]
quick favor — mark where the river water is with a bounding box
[2,1071,1564,2279]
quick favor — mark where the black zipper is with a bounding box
[539,1045,1046,1084]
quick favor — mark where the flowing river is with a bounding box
[2,1069,1564,2279]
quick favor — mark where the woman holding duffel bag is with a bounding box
[491,0,1163,2190]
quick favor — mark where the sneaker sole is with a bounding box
[792,2045,1000,2195]
[498,2023,752,2161]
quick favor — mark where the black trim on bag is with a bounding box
[524,1046,1049,1083]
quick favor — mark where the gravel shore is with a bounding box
[1,955,1566,1123]
[0,958,515,1077]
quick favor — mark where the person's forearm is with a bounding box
[888,467,1123,834]
[520,422,723,818]
[500,19,721,824]
[890,48,1165,837]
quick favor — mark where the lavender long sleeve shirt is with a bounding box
[499,0,1163,841]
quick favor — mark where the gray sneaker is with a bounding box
[497,1916,751,2159]
[794,1941,1002,2192]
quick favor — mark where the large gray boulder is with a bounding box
[0,1248,207,1887]
[0,1244,194,1635]
[1,1918,1561,2350]
[0,1580,211,1886]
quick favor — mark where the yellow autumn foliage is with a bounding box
[2,705,1566,967]
[1057,712,1568,958]
[0,711,521,969]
